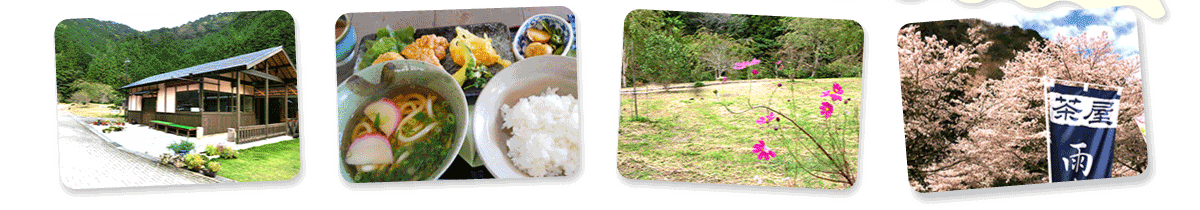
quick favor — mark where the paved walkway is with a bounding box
[86,122,294,158]
[59,109,218,189]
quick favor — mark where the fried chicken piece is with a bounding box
[403,34,449,59]
[410,50,443,69]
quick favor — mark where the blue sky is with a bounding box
[982,6,1140,59]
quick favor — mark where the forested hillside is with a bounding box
[623,10,863,88]
[55,10,296,103]
[903,19,1045,83]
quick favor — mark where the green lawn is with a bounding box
[618,78,859,189]
[210,139,301,182]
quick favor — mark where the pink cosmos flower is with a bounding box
[751,69,759,75]
[752,140,777,161]
[819,102,834,119]
[720,76,727,82]
[820,89,843,101]
[756,111,776,124]
[832,83,844,95]
[776,60,781,65]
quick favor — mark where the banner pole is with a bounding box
[1043,77,1054,182]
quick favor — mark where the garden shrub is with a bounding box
[184,154,207,170]
[206,162,221,173]
[220,146,239,159]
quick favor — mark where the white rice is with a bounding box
[501,87,580,177]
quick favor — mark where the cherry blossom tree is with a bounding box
[903,26,1145,192]
[898,25,993,191]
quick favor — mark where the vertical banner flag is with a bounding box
[1047,83,1121,182]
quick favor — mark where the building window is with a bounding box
[176,90,199,112]
[204,91,237,112]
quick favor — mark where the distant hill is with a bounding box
[54,10,295,102]
[903,19,1045,83]
[171,12,249,39]
[54,18,139,55]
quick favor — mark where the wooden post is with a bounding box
[236,72,242,142]
[284,83,291,136]
[199,77,205,113]
[284,83,289,120]
[265,66,270,125]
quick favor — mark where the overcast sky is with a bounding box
[981,6,1140,59]
[89,11,221,32]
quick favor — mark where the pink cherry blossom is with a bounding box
[819,102,834,119]
[900,24,1144,192]
[752,140,777,161]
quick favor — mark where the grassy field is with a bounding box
[618,78,860,189]
[210,139,301,182]
[62,103,124,119]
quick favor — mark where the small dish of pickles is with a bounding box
[512,14,573,60]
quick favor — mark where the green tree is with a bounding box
[735,15,786,60]
[777,18,863,78]
[69,80,118,104]
[686,29,752,82]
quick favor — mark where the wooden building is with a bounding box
[122,46,298,143]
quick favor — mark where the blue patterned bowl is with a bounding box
[512,14,573,60]
[334,15,356,66]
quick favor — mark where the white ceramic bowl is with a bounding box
[337,60,469,182]
[512,14,574,60]
[473,55,577,178]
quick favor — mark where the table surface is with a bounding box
[345,7,573,45]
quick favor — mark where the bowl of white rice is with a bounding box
[473,55,579,178]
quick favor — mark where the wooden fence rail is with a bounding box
[235,122,292,144]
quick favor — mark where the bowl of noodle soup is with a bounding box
[337,59,469,183]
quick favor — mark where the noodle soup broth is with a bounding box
[341,85,460,182]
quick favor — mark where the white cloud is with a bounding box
[1016,9,1073,24]
[1110,7,1138,28]
[1081,7,1117,19]
[984,6,1140,59]
[1083,25,1115,38]
[1042,24,1081,39]
[1114,33,1140,58]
